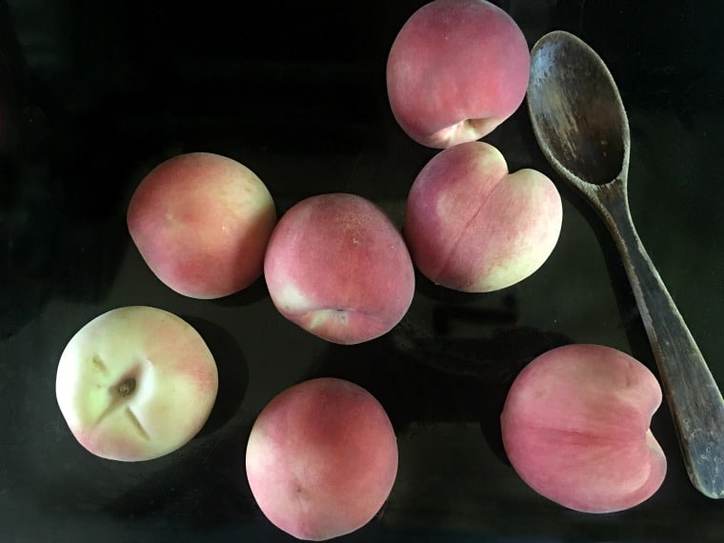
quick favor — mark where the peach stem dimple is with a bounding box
[94,372,141,427]
[117,378,136,397]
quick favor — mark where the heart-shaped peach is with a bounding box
[404,141,562,292]
[501,344,667,513]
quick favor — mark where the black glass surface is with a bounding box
[3,1,723,541]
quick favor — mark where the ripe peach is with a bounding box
[387,0,530,148]
[264,193,415,345]
[500,344,667,513]
[246,378,398,541]
[56,306,218,462]
[405,141,562,292]
[127,152,276,299]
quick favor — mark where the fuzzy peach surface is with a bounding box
[246,378,398,541]
[55,306,218,462]
[264,193,415,345]
[501,344,667,513]
[387,0,530,148]
[405,141,562,292]
[127,152,276,299]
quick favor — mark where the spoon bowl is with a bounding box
[528,31,627,186]
[528,30,724,499]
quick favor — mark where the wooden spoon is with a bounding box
[527,30,724,499]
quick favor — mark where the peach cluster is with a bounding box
[52,2,671,541]
[387,0,561,293]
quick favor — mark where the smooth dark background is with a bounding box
[2,1,723,541]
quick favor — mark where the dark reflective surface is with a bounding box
[3,1,724,542]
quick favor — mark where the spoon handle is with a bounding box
[597,184,724,499]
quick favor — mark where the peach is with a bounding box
[246,378,398,541]
[386,0,530,148]
[127,152,276,299]
[56,306,218,461]
[264,193,415,345]
[500,344,667,513]
[404,141,562,292]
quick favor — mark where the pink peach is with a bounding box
[387,0,530,148]
[56,306,218,461]
[404,141,562,292]
[264,193,415,345]
[500,344,667,513]
[127,152,276,299]
[246,378,398,541]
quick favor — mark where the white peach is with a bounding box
[264,193,415,344]
[387,0,530,148]
[501,344,667,513]
[404,141,562,292]
[246,378,398,541]
[56,306,218,461]
[127,152,276,299]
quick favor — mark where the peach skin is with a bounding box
[404,141,562,292]
[127,152,276,299]
[501,344,667,513]
[56,306,218,462]
[387,0,530,148]
[264,193,415,345]
[246,378,398,541]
